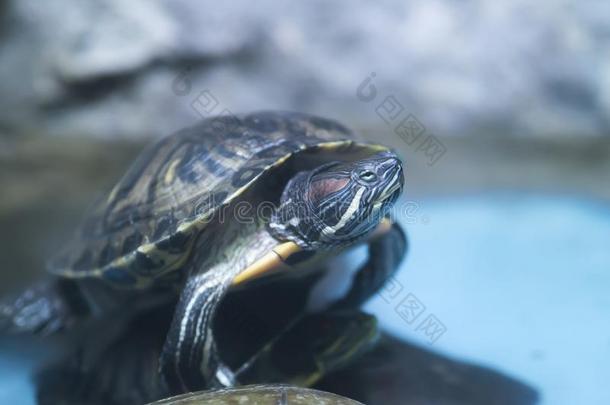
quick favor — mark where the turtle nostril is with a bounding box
[384,156,401,168]
[382,159,402,177]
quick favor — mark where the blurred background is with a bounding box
[1,0,609,404]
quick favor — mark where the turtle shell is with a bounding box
[48,111,388,288]
[148,384,363,405]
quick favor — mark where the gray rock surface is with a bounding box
[0,0,609,138]
[318,333,539,405]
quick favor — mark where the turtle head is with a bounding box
[269,151,404,249]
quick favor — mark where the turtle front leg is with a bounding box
[0,279,78,335]
[160,269,236,393]
[0,278,121,335]
[333,219,408,309]
[159,225,280,394]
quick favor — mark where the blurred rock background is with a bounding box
[2,0,610,138]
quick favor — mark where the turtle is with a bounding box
[35,305,378,404]
[148,384,363,405]
[0,111,407,396]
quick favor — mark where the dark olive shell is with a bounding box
[147,384,363,405]
[48,112,387,288]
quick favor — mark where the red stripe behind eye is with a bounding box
[307,178,350,203]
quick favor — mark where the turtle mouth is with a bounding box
[371,185,401,222]
[377,162,404,203]
[379,182,402,202]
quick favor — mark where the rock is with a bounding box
[1,0,609,139]
[317,333,539,405]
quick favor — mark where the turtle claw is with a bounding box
[0,279,81,335]
[235,311,379,387]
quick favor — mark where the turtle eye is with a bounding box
[358,170,377,182]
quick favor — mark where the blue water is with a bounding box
[367,194,610,405]
[0,338,43,405]
[2,193,609,404]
